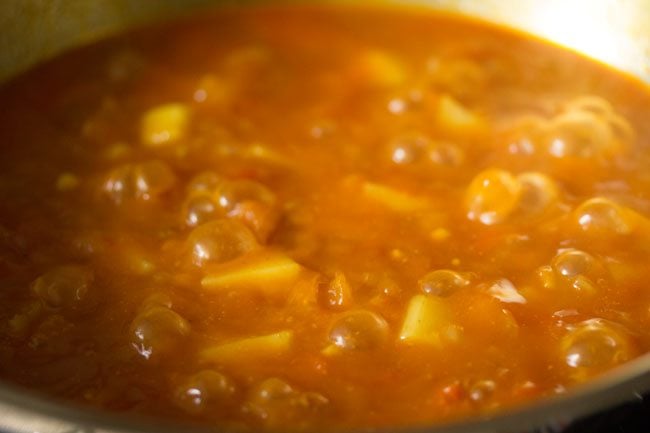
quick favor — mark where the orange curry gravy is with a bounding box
[1,4,650,431]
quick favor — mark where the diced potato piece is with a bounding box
[355,50,407,88]
[244,143,294,168]
[141,103,190,146]
[436,95,486,134]
[201,330,293,364]
[362,181,428,212]
[399,294,457,346]
[201,251,302,298]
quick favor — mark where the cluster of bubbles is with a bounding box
[465,168,559,225]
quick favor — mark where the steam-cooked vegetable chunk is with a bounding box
[201,251,302,297]
[362,181,429,212]
[141,103,190,146]
[201,330,293,364]
[436,95,486,134]
[399,295,458,346]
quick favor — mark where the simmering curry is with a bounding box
[1,4,650,431]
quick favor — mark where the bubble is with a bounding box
[130,306,190,360]
[187,171,222,194]
[103,160,176,204]
[544,249,608,296]
[418,270,470,297]
[428,142,465,167]
[329,310,389,351]
[465,169,521,225]
[552,249,599,278]
[573,197,635,235]
[561,318,634,373]
[386,134,430,165]
[213,180,279,241]
[252,377,295,401]
[245,378,329,428]
[215,179,276,213]
[564,96,615,117]
[547,110,612,158]
[174,370,236,415]
[545,96,633,160]
[187,219,258,267]
[182,192,223,228]
[134,161,177,199]
[514,172,558,218]
[563,96,634,145]
[32,265,94,313]
[570,275,598,295]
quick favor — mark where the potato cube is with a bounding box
[201,330,293,364]
[244,143,294,168]
[399,294,457,346]
[141,103,190,146]
[362,181,428,212]
[356,50,407,88]
[436,95,486,134]
[201,251,302,298]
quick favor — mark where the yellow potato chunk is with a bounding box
[141,103,190,146]
[201,330,293,364]
[201,251,302,297]
[244,143,295,168]
[436,95,486,134]
[362,181,428,212]
[399,294,457,346]
[356,50,407,88]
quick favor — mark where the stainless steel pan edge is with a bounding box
[0,352,649,433]
[1,1,650,432]
[1,0,649,84]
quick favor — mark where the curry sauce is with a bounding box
[0,4,650,431]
